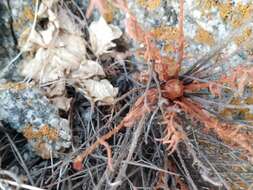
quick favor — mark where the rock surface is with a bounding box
[0,83,71,158]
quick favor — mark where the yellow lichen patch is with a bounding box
[149,26,189,54]
[195,27,215,46]
[220,108,233,118]
[196,0,220,13]
[137,0,161,11]
[220,97,241,118]
[217,1,233,21]
[197,0,253,29]
[217,1,253,28]
[230,2,253,28]
[102,2,115,23]
[23,6,34,21]
[23,124,58,141]
[150,26,179,53]
[220,93,253,125]
[197,0,233,20]
[234,28,252,46]
[103,12,114,23]
[151,26,179,40]
[13,5,35,31]
[0,82,32,91]
[164,44,175,53]
[197,0,228,16]
[243,96,253,122]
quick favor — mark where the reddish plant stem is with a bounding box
[99,139,114,171]
[73,89,158,170]
[176,0,185,76]
[73,122,124,170]
[176,98,253,156]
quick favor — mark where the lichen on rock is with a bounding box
[0,83,71,158]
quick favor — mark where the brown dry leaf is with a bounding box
[57,9,83,35]
[20,33,86,83]
[19,1,118,108]
[81,79,118,104]
[70,60,105,81]
[19,3,86,84]
[45,82,65,97]
[50,96,72,111]
[89,16,122,55]
[38,0,59,13]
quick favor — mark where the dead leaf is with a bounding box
[57,8,82,35]
[82,79,118,104]
[19,1,118,108]
[45,82,65,97]
[50,96,72,111]
[89,16,122,55]
[20,32,86,84]
[70,60,105,81]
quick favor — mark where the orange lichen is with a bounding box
[0,82,32,91]
[220,93,253,125]
[163,44,175,52]
[218,1,253,28]
[245,96,253,105]
[195,27,215,46]
[13,5,35,31]
[197,0,233,20]
[100,1,115,23]
[234,28,252,46]
[217,1,233,21]
[230,2,253,28]
[220,97,242,117]
[197,0,219,11]
[197,0,253,29]
[150,26,179,41]
[23,6,34,21]
[220,91,253,123]
[150,26,179,53]
[137,0,161,11]
[245,111,253,121]
[23,124,58,141]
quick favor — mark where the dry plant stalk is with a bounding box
[98,139,113,171]
[73,88,158,170]
[155,159,189,190]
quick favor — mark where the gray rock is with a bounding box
[0,84,71,158]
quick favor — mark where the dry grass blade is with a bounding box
[73,88,158,170]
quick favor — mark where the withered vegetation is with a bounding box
[1,0,253,190]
